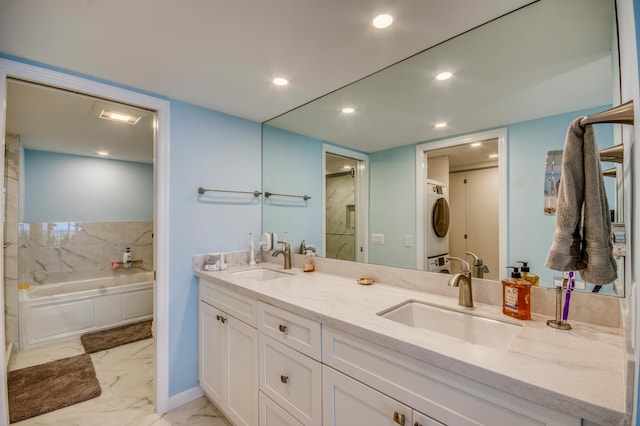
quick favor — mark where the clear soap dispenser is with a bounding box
[517,260,539,286]
[502,266,531,320]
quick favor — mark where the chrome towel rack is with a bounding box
[264,191,311,201]
[198,187,262,197]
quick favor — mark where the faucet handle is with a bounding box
[465,251,482,266]
[446,256,471,273]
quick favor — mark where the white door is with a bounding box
[465,168,499,280]
[227,314,258,426]
[448,173,466,263]
[448,168,499,279]
[199,301,226,405]
[322,365,412,426]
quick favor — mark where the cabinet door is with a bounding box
[322,365,411,426]
[199,301,226,406]
[227,314,258,426]
[260,391,304,426]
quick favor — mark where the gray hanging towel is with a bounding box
[545,118,617,284]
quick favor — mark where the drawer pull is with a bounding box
[393,411,405,425]
[216,315,227,323]
[278,324,288,334]
[414,423,422,426]
[280,375,289,384]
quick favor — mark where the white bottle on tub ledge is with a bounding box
[123,247,132,268]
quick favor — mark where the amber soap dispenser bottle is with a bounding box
[502,266,531,320]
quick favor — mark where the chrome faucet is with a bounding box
[446,257,473,307]
[272,241,292,269]
[466,251,489,279]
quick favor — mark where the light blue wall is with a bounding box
[1,54,263,399]
[23,150,153,222]
[262,125,322,251]
[369,145,416,267]
[507,106,614,286]
[169,102,261,396]
[367,106,615,277]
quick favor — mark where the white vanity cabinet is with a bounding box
[322,327,581,426]
[199,278,259,426]
[258,302,322,426]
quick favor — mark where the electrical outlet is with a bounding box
[372,233,384,244]
[405,234,413,247]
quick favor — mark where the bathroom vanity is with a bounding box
[195,262,630,426]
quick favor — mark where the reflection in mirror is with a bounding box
[325,153,357,261]
[262,0,622,296]
[424,138,500,281]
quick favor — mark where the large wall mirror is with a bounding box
[262,0,624,296]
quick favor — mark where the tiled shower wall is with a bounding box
[325,173,355,260]
[19,221,154,286]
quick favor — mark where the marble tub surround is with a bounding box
[19,221,153,285]
[196,263,632,425]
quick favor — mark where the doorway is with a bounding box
[415,129,506,276]
[322,145,368,263]
[0,58,171,423]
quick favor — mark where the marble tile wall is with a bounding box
[19,221,154,285]
[326,174,355,260]
[4,135,20,344]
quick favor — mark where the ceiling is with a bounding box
[6,80,154,163]
[0,1,535,123]
[266,0,614,152]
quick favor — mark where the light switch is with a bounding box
[372,233,384,244]
[405,234,413,247]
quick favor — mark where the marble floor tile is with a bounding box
[11,338,231,426]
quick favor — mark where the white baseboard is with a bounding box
[166,386,205,412]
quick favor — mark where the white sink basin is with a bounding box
[231,268,292,281]
[378,300,521,350]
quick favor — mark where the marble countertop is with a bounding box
[195,265,631,425]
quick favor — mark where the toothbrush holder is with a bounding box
[546,284,572,330]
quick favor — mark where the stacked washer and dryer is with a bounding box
[426,180,450,273]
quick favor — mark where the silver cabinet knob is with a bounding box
[280,375,289,383]
[393,411,405,425]
[278,324,288,333]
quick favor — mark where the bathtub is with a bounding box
[19,272,154,350]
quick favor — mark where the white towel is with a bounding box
[545,118,617,284]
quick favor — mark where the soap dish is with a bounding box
[356,276,373,285]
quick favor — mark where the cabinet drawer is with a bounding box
[259,391,304,426]
[323,365,412,426]
[323,327,580,426]
[258,302,321,360]
[259,334,321,426]
[200,278,258,327]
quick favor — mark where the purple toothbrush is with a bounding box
[562,272,575,322]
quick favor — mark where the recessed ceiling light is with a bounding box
[489,153,499,159]
[342,165,352,169]
[372,14,393,29]
[434,122,447,128]
[436,72,453,81]
[273,77,289,86]
[342,107,355,114]
[470,142,482,147]
[96,151,110,157]
[98,109,141,125]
